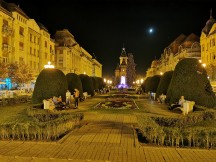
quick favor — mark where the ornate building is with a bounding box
[115,47,128,87]
[200,9,216,82]
[0,0,55,89]
[0,0,102,89]
[146,33,201,78]
[54,29,102,77]
[0,0,55,76]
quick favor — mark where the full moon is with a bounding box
[149,28,154,34]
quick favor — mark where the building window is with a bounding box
[19,42,24,50]
[19,26,24,36]
[212,38,215,47]
[3,19,8,26]
[59,50,63,54]
[45,41,47,48]
[30,34,32,42]
[45,53,48,59]
[34,49,36,56]
[30,47,32,54]
[59,63,63,67]
[3,57,8,63]
[3,37,8,44]
[59,57,63,62]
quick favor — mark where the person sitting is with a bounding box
[169,95,185,110]
[158,93,166,104]
[53,96,65,110]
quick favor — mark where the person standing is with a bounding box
[74,88,80,108]
[66,90,71,105]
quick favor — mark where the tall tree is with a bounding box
[0,62,9,79]
[8,63,34,87]
[126,53,136,87]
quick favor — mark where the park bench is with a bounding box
[180,100,195,115]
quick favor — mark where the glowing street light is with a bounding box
[202,63,206,68]
[44,61,54,69]
[84,72,86,74]
[104,78,106,83]
[160,72,163,75]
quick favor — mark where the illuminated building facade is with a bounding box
[0,0,102,89]
[54,29,102,77]
[146,33,201,78]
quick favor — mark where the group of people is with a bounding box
[44,88,80,110]
[156,94,186,110]
[66,88,80,108]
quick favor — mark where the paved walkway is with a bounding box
[0,95,216,162]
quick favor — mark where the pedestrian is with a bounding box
[74,88,80,108]
[66,90,71,105]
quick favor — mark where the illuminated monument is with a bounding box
[115,47,128,88]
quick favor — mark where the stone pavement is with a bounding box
[0,96,215,162]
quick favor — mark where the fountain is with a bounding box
[118,76,128,88]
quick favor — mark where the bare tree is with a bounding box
[9,63,34,87]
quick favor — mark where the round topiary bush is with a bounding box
[156,71,173,99]
[166,58,216,108]
[144,75,161,93]
[32,69,68,104]
[79,74,94,96]
[141,77,150,92]
[91,77,98,91]
[66,73,83,97]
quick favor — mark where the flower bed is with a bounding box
[94,98,138,109]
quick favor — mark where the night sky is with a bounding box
[6,0,216,78]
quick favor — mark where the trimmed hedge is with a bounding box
[79,74,94,96]
[32,69,68,104]
[156,71,173,99]
[143,75,161,93]
[66,73,83,97]
[166,58,216,108]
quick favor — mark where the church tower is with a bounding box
[114,47,128,87]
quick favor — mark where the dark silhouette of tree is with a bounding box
[126,53,136,87]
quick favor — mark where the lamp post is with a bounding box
[44,61,54,69]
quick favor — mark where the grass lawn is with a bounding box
[0,103,31,123]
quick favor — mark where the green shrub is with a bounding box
[79,74,94,96]
[166,58,216,108]
[32,69,68,104]
[66,73,83,97]
[156,71,173,99]
[0,109,84,141]
[144,75,161,93]
[91,77,97,91]
[141,77,150,92]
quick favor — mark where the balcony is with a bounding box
[2,44,12,52]
[2,24,13,36]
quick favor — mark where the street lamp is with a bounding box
[44,61,54,69]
